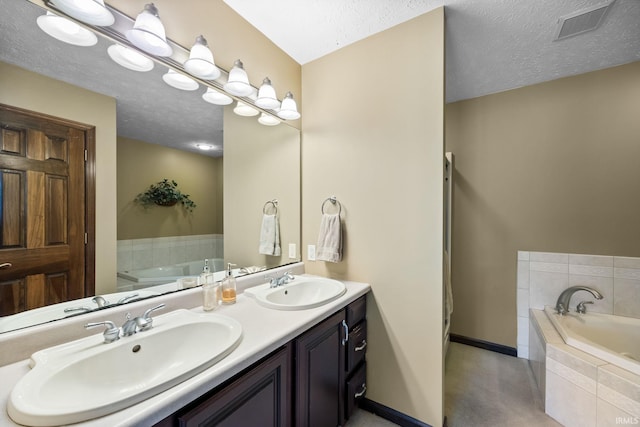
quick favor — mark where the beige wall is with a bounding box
[301,9,445,426]
[117,137,223,239]
[0,61,117,295]
[223,108,300,270]
[445,61,640,347]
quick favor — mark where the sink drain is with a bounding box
[132,344,141,353]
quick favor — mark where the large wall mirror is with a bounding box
[0,0,301,333]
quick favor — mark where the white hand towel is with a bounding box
[316,213,342,262]
[259,214,281,256]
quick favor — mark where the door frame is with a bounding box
[0,103,96,297]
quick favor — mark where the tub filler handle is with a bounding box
[576,300,594,314]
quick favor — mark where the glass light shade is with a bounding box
[223,60,253,97]
[233,101,259,117]
[184,36,220,80]
[126,3,172,57]
[255,77,280,110]
[202,88,233,105]
[258,113,280,126]
[36,12,97,46]
[107,44,154,72]
[277,92,301,120]
[162,69,198,91]
[51,0,114,26]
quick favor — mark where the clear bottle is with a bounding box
[221,263,237,304]
[202,276,221,311]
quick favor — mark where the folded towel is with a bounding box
[316,213,342,262]
[259,214,281,256]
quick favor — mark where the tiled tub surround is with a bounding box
[530,309,640,427]
[517,251,640,359]
[117,235,223,290]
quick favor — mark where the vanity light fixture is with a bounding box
[107,44,154,72]
[162,69,198,91]
[36,11,98,46]
[184,36,220,80]
[258,113,281,126]
[50,0,115,26]
[126,3,172,57]
[233,101,259,117]
[202,88,233,105]
[277,92,301,120]
[223,60,253,97]
[255,77,280,110]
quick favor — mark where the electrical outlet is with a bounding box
[307,245,316,261]
[288,243,296,259]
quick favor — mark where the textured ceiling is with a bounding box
[3,0,639,156]
[225,0,640,103]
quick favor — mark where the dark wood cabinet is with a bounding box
[153,295,367,427]
[294,310,346,427]
[154,344,292,427]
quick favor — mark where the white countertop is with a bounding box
[0,277,370,427]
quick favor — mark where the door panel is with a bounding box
[0,106,87,316]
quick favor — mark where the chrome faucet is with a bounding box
[85,320,120,343]
[121,304,165,336]
[266,271,295,288]
[555,286,603,315]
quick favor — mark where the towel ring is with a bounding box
[321,196,341,215]
[263,199,278,215]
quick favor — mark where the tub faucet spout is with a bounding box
[555,286,603,315]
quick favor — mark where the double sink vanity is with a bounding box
[0,263,370,426]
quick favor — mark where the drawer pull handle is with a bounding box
[0,262,12,269]
[354,383,367,398]
[355,340,367,352]
[341,320,349,346]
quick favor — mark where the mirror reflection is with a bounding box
[0,0,301,333]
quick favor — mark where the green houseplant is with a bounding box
[135,179,197,212]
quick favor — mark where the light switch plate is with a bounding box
[288,243,296,259]
[307,245,316,261]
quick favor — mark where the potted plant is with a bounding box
[135,179,197,212]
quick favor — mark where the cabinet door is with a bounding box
[295,310,346,427]
[177,345,291,427]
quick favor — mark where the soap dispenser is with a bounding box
[221,263,237,304]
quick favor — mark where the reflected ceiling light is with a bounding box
[126,3,172,57]
[258,113,280,126]
[36,11,98,46]
[196,143,215,151]
[277,92,301,120]
[162,69,198,91]
[107,44,154,72]
[51,0,115,26]
[202,88,233,105]
[184,35,220,80]
[255,77,280,110]
[223,60,253,97]
[233,101,259,117]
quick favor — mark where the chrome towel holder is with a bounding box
[321,196,341,215]
[263,199,278,215]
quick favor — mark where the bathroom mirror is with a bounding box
[0,0,301,333]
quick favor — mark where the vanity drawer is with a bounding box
[345,362,367,420]
[347,320,367,373]
[346,295,366,328]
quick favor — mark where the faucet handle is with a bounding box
[138,304,166,331]
[85,321,120,343]
[576,300,594,314]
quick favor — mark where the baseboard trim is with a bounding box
[359,398,432,427]
[450,333,517,357]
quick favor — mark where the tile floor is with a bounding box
[348,341,561,427]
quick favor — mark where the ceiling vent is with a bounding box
[554,0,615,41]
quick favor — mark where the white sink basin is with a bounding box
[7,309,242,426]
[245,276,346,310]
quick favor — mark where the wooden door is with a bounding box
[0,105,94,317]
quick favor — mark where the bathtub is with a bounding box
[118,259,224,284]
[544,306,640,376]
